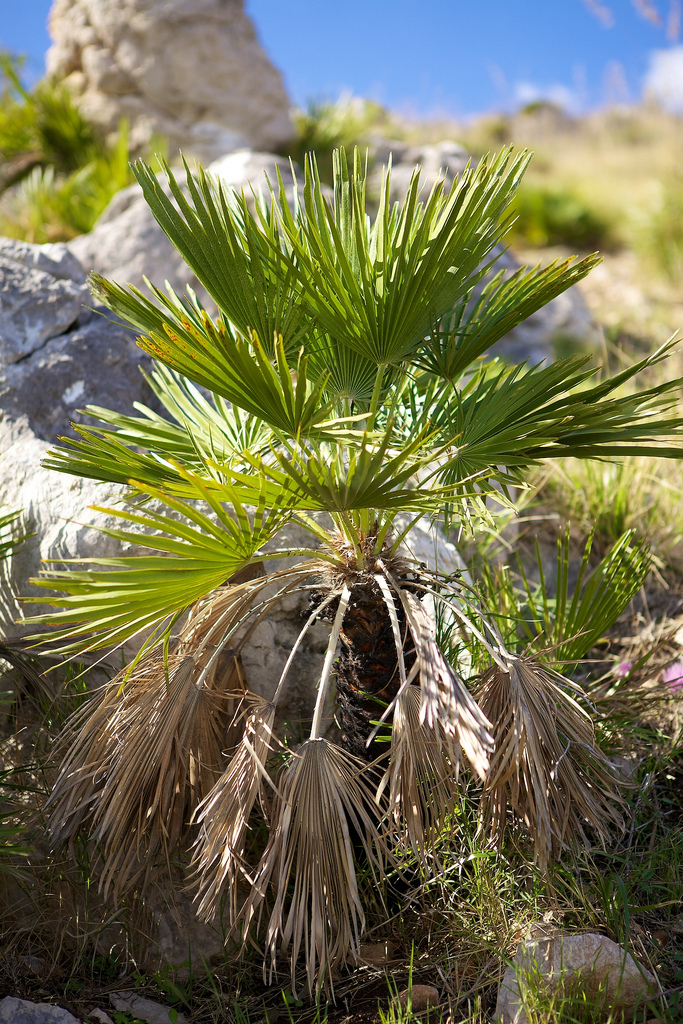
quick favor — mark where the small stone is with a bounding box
[496,931,656,1024]
[0,997,82,1024]
[359,940,397,965]
[396,985,440,1012]
[650,928,669,946]
[21,956,48,976]
[109,992,188,1024]
[87,1012,114,1024]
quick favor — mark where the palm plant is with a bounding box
[28,147,683,993]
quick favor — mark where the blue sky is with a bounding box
[1,1,681,116]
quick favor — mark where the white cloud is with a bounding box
[644,46,683,110]
[512,80,580,112]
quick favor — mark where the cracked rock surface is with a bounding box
[0,237,158,633]
[0,250,84,363]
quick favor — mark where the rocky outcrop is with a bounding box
[46,0,294,161]
[0,238,158,634]
[496,927,657,1024]
[0,237,331,735]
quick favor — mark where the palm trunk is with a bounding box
[335,579,415,760]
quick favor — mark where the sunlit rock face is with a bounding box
[46,0,295,161]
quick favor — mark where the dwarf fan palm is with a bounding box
[29,147,683,993]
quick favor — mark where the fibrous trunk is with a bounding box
[335,577,415,760]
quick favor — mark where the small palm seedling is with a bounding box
[28,147,683,993]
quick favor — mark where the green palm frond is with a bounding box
[0,507,24,562]
[477,528,651,670]
[88,279,337,440]
[418,255,600,382]
[130,157,310,352]
[433,340,683,486]
[270,147,529,367]
[44,363,276,494]
[249,424,441,514]
[26,474,297,652]
[520,528,651,667]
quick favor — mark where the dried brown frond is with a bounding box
[44,674,127,849]
[90,648,238,900]
[191,695,276,924]
[237,737,391,998]
[380,683,460,868]
[399,590,493,780]
[44,579,275,899]
[476,658,625,870]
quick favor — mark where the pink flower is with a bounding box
[615,660,633,678]
[661,661,683,692]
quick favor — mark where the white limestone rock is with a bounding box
[496,928,657,1024]
[0,239,158,633]
[0,252,85,363]
[46,0,294,161]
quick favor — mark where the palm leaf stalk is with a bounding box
[26,145,683,992]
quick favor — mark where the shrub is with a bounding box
[0,53,157,241]
[0,53,100,189]
[507,182,615,250]
[287,93,392,182]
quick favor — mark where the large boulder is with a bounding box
[0,238,158,634]
[46,0,294,161]
[0,237,330,734]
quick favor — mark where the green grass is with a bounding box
[0,637,680,1023]
[533,455,683,567]
[632,174,683,286]
[286,94,395,183]
[0,52,165,242]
